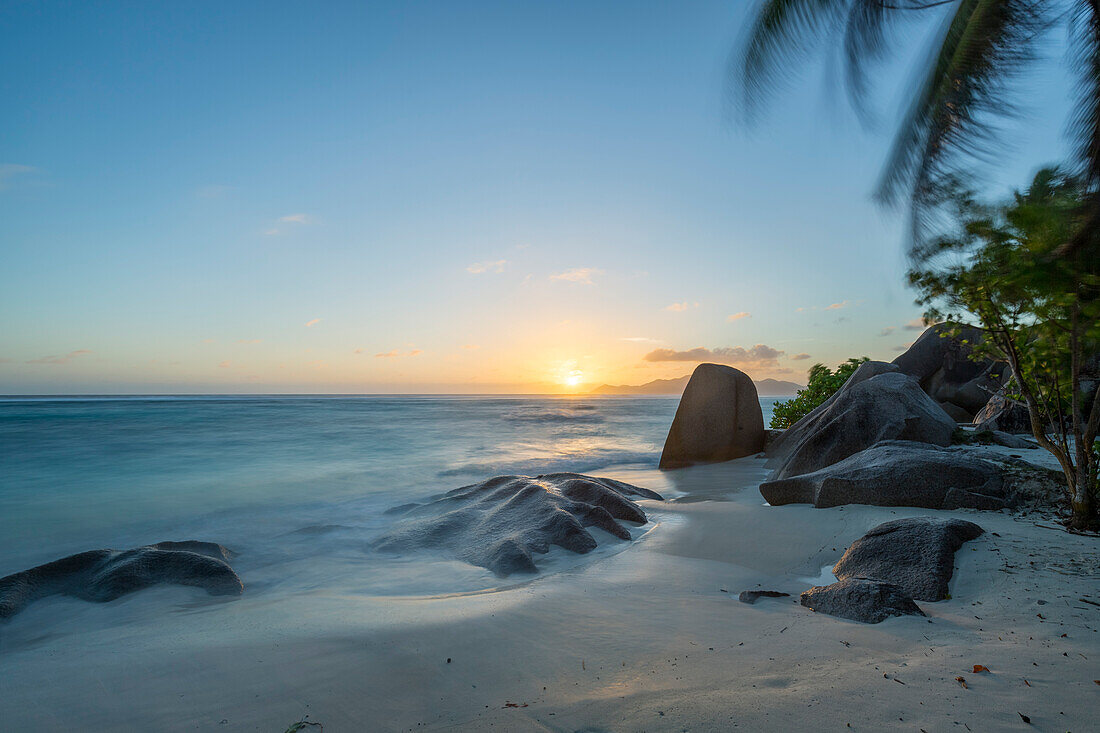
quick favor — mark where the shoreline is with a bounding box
[3,452,1097,731]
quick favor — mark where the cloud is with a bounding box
[265,213,309,235]
[462,344,480,350]
[375,349,422,358]
[790,353,811,360]
[665,301,699,312]
[26,349,91,365]
[305,318,321,328]
[237,339,262,344]
[893,343,914,352]
[466,259,507,274]
[218,360,231,368]
[550,267,602,285]
[0,164,36,191]
[903,318,928,331]
[621,336,661,343]
[824,300,849,311]
[727,311,751,322]
[878,327,896,336]
[642,344,785,369]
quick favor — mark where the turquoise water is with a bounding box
[0,395,781,574]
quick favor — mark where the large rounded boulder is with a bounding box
[658,363,764,469]
[892,323,1006,419]
[766,365,956,480]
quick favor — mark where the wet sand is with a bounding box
[2,454,1097,731]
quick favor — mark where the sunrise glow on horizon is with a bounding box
[0,2,1072,395]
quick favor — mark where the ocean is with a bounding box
[0,395,782,591]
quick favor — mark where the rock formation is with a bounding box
[800,578,924,623]
[765,360,901,460]
[892,324,1006,419]
[0,540,242,620]
[760,440,1008,510]
[973,386,1033,434]
[766,367,956,480]
[832,517,983,601]
[659,363,765,469]
[372,473,662,576]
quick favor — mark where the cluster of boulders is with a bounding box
[657,356,1056,511]
[892,322,1098,432]
[373,473,662,576]
[802,516,984,622]
[0,540,243,620]
[655,346,1059,624]
[754,358,1059,511]
[743,516,984,623]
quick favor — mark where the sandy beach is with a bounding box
[3,451,1097,732]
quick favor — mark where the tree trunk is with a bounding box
[1070,470,1096,529]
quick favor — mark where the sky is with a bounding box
[0,1,1078,393]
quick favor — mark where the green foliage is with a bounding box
[909,166,1100,526]
[770,357,870,429]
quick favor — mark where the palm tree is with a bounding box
[733,0,1099,255]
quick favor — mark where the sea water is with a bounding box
[0,395,783,591]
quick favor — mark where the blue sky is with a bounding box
[0,1,1076,393]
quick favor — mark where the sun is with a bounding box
[564,370,584,388]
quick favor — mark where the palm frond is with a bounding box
[733,0,852,121]
[1061,0,1100,255]
[874,0,1050,244]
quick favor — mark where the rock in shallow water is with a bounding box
[0,541,242,620]
[832,517,983,601]
[800,578,924,623]
[373,473,662,576]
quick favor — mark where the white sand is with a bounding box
[2,453,1098,731]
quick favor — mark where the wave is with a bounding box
[438,448,658,478]
[500,405,605,424]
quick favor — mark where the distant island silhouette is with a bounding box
[591,375,803,396]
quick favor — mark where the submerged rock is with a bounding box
[832,517,983,601]
[766,366,956,480]
[0,541,242,620]
[800,578,924,624]
[738,590,790,605]
[760,440,1008,510]
[372,473,662,576]
[659,363,764,469]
